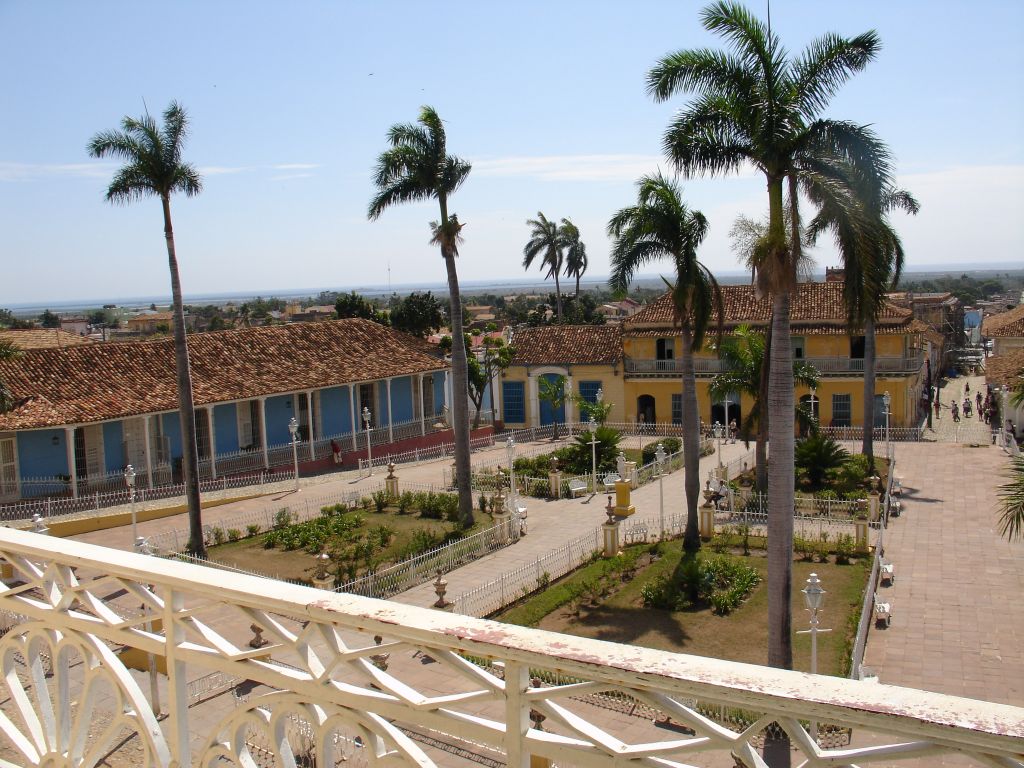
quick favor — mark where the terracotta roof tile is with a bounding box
[510,325,623,366]
[982,304,1024,337]
[0,319,445,431]
[626,282,912,332]
[985,348,1024,390]
[0,328,96,350]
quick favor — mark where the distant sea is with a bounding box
[7,265,1022,317]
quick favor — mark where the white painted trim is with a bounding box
[65,426,78,498]
[348,385,357,450]
[258,397,270,469]
[207,407,217,479]
[143,415,154,489]
[386,378,394,443]
[306,389,315,460]
[0,435,19,501]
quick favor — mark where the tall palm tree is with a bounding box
[369,106,474,527]
[523,212,565,321]
[649,0,884,670]
[560,218,588,298]
[609,173,721,552]
[709,324,819,484]
[88,102,206,556]
[805,169,919,471]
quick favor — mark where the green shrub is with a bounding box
[795,434,849,488]
[397,491,414,514]
[360,496,373,511]
[834,534,855,564]
[211,527,226,545]
[371,490,389,513]
[246,524,261,537]
[227,528,242,542]
[794,535,816,561]
[641,437,682,466]
[274,508,292,529]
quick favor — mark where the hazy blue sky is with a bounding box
[2,1,1022,305]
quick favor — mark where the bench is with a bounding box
[567,478,588,498]
[874,598,892,628]
[602,473,621,492]
[879,559,895,587]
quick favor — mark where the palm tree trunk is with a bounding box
[575,273,581,298]
[767,291,794,670]
[756,313,772,492]
[440,242,475,529]
[862,319,876,473]
[162,197,205,557]
[680,327,701,551]
[553,271,564,322]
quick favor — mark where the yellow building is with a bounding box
[501,282,928,430]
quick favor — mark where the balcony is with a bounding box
[0,527,1020,767]
[624,353,925,377]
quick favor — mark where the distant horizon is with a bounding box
[6,263,1022,316]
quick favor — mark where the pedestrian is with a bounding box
[965,381,970,394]
[934,398,941,419]
[976,392,983,414]
[330,438,342,464]
[728,419,738,444]
[952,401,959,422]
[963,397,972,418]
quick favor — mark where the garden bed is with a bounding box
[497,539,869,676]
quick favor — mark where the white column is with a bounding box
[386,378,394,443]
[565,375,575,432]
[64,426,78,498]
[207,407,217,480]
[348,385,358,450]
[443,371,451,414]
[142,415,154,489]
[306,390,315,460]
[258,397,269,469]
[528,374,539,428]
[492,370,504,424]
[419,374,427,436]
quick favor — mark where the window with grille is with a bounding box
[671,394,682,425]
[832,394,852,427]
[503,381,525,424]
[578,381,602,404]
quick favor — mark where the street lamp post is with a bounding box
[883,391,892,461]
[654,443,666,539]
[588,417,598,494]
[124,464,139,551]
[505,436,516,511]
[362,406,373,476]
[797,572,831,743]
[288,417,300,491]
[715,420,724,476]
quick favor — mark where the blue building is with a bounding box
[0,319,454,500]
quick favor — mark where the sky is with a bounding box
[1,1,1022,306]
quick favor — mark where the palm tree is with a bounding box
[805,168,919,472]
[997,455,1024,542]
[560,218,588,298]
[523,213,565,321]
[709,324,819,487]
[537,374,567,440]
[88,102,206,556]
[609,173,721,552]
[649,0,884,670]
[369,106,474,528]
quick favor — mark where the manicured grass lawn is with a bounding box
[207,508,484,583]
[498,540,869,677]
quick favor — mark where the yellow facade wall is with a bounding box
[499,365,627,426]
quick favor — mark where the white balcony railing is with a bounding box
[0,527,1020,768]
[624,354,925,376]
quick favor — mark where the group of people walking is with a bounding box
[939,380,996,424]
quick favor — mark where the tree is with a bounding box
[467,338,514,428]
[561,218,588,298]
[88,101,207,556]
[390,291,444,338]
[39,309,60,328]
[0,339,21,413]
[369,106,474,528]
[795,433,850,489]
[537,374,568,440]
[335,291,384,322]
[997,456,1024,542]
[523,212,565,322]
[608,173,722,552]
[649,0,884,673]
[709,324,819,487]
[805,166,919,471]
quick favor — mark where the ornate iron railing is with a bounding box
[0,528,1020,768]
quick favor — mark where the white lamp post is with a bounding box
[809,387,818,430]
[288,417,300,491]
[505,436,516,511]
[362,406,373,475]
[715,420,724,475]
[124,464,139,551]
[798,572,831,743]
[882,391,892,461]
[588,417,598,494]
[654,443,666,539]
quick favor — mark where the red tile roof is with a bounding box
[982,304,1024,338]
[510,325,623,366]
[985,348,1024,390]
[0,328,96,350]
[0,319,445,430]
[626,282,912,333]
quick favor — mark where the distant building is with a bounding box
[0,328,95,351]
[286,305,337,323]
[596,298,643,321]
[983,303,1024,356]
[59,317,90,336]
[126,311,181,334]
